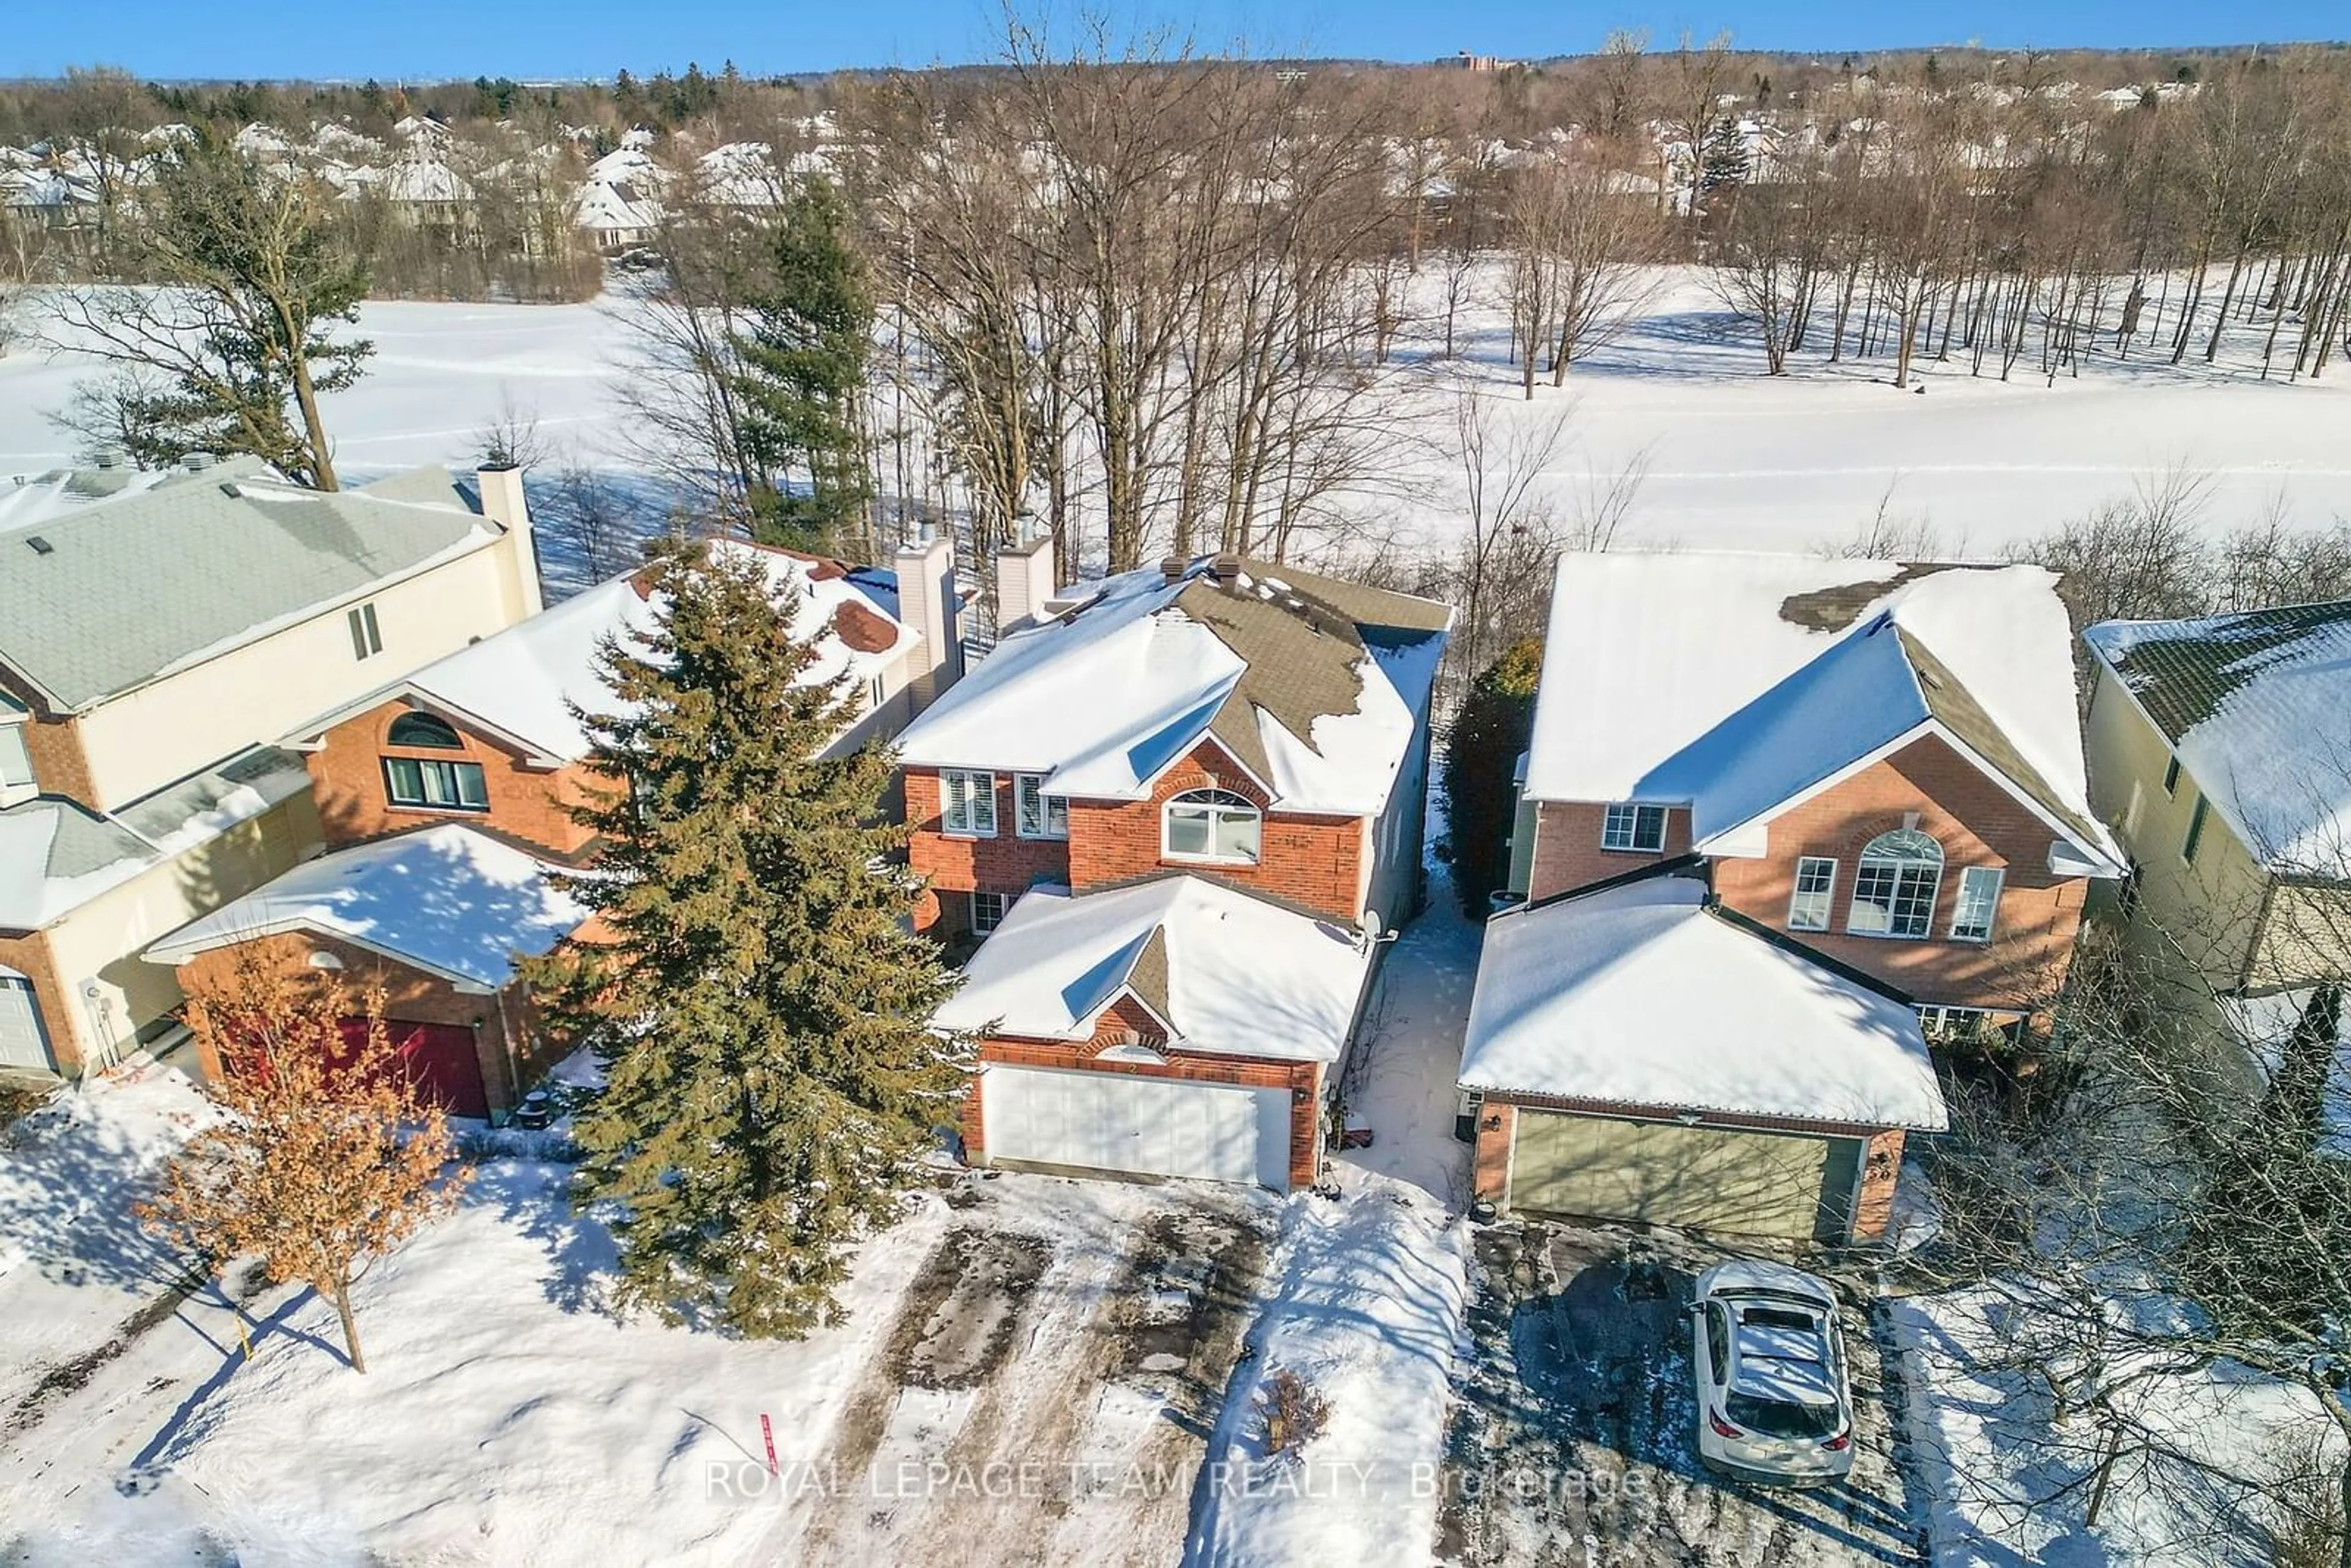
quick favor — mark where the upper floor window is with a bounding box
[0,721,34,801]
[1164,788,1261,865]
[384,756,487,812]
[1788,856,1837,932]
[386,711,465,749]
[941,769,997,837]
[1015,773,1068,840]
[1950,866,2004,943]
[1601,803,1668,853]
[2162,755,2181,796]
[1848,828,1942,939]
[2183,794,2210,864]
[348,602,383,661]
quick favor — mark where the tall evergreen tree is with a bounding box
[527,539,967,1337]
[732,176,877,557]
[1442,638,1546,917]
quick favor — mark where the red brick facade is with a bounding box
[1528,733,2090,1013]
[171,930,557,1116]
[906,740,1369,941]
[308,700,605,860]
[0,667,99,805]
[959,1000,1324,1190]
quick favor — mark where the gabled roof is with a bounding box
[1525,551,2116,871]
[1460,873,1948,1130]
[896,557,1449,816]
[144,824,583,991]
[0,465,500,712]
[931,875,1373,1063]
[0,747,314,931]
[2085,602,2351,873]
[291,541,915,766]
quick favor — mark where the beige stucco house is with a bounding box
[2082,602,2351,1057]
[0,458,543,1078]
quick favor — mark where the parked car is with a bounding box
[1689,1259,1854,1487]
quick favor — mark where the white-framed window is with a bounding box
[940,770,997,837]
[0,721,34,798]
[1950,865,2004,943]
[384,756,489,811]
[970,890,1008,935]
[867,674,887,712]
[1163,788,1261,865]
[1848,827,1943,939]
[1015,773,1068,839]
[1917,1004,1990,1042]
[1787,856,1837,932]
[1600,803,1668,853]
[347,601,383,660]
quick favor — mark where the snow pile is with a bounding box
[1188,1181,1471,1567]
[0,1063,214,1416]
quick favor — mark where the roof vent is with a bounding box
[92,451,121,470]
[1160,553,1188,585]
[184,452,214,471]
[26,535,54,556]
[219,481,243,498]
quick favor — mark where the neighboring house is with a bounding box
[0,460,544,1080]
[2082,602,2351,1059]
[146,825,582,1117]
[283,535,948,860]
[905,547,1451,1192]
[1463,552,2121,1242]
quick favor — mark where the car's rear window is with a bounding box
[1725,1391,1843,1441]
[1739,1305,1819,1332]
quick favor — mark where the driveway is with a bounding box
[1436,1220,1929,1567]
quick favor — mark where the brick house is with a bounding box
[144,825,582,1117]
[284,536,946,861]
[0,458,542,1081]
[1465,552,2123,1242]
[901,547,1451,1192]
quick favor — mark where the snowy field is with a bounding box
[5,268,2350,563]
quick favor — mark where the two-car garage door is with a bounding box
[1509,1109,1862,1242]
[980,1065,1293,1191]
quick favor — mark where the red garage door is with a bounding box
[338,1019,490,1120]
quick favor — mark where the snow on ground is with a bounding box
[0,1060,212,1419]
[1891,1284,2336,1567]
[6,268,2349,565]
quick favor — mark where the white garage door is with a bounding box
[0,973,54,1072]
[980,1065,1293,1190]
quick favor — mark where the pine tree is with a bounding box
[1442,638,1545,917]
[731,176,877,557]
[527,538,967,1338]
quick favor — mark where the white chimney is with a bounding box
[476,464,544,617]
[893,521,961,712]
[995,516,1059,636]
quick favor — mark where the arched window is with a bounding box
[386,712,465,749]
[1848,827,1943,939]
[1163,788,1262,865]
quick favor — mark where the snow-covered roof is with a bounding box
[2085,602,2351,874]
[1460,874,1948,1130]
[895,558,1449,816]
[1523,552,2117,872]
[0,746,313,930]
[932,876,1372,1062]
[309,541,913,765]
[145,824,582,991]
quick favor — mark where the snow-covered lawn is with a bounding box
[6,268,2348,565]
[1893,1285,2336,1567]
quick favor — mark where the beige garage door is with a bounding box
[1511,1111,1856,1241]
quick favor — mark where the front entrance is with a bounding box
[1509,1109,1859,1242]
[979,1064,1293,1190]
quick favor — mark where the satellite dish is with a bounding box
[1357,908,1385,946]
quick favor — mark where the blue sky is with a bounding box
[10,1,2345,81]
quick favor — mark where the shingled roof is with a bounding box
[0,466,498,711]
